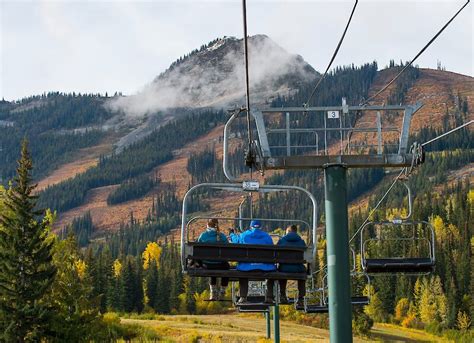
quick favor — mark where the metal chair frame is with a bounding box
[360,220,436,274]
[359,181,435,274]
[181,182,318,276]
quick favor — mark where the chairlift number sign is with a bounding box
[327,110,340,119]
[242,181,260,191]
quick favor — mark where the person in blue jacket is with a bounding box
[229,220,276,304]
[197,218,229,300]
[277,225,307,306]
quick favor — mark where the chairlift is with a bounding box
[296,248,370,313]
[231,281,271,312]
[320,272,371,307]
[297,286,328,313]
[360,182,436,274]
[181,182,318,282]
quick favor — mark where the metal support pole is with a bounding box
[376,111,382,155]
[286,112,291,156]
[273,305,280,343]
[265,312,271,339]
[324,165,352,342]
[273,280,280,343]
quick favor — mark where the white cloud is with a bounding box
[1,0,472,100]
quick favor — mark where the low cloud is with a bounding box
[106,35,317,117]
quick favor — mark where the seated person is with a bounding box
[229,220,276,304]
[197,218,229,301]
[277,225,307,307]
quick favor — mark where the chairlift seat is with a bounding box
[295,304,329,313]
[364,257,434,273]
[351,296,370,306]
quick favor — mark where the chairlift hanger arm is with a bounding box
[261,153,414,169]
[262,104,420,112]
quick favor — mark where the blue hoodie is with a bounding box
[197,228,228,264]
[277,232,307,273]
[230,228,277,271]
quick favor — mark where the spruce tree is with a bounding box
[145,260,159,310]
[121,259,135,312]
[47,235,101,341]
[0,140,57,342]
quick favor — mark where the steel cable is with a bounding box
[305,0,359,107]
[361,0,470,106]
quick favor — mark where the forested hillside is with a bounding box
[1,33,472,340]
[0,93,116,183]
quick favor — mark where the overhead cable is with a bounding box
[422,120,473,147]
[305,0,359,107]
[362,0,471,105]
[241,0,253,153]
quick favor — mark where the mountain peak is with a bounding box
[108,35,318,116]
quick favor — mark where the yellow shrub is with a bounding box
[394,298,410,321]
[401,314,418,328]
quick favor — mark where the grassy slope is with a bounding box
[122,315,445,342]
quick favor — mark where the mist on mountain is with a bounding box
[107,35,318,116]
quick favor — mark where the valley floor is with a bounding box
[121,315,445,342]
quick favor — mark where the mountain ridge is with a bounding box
[1,35,472,236]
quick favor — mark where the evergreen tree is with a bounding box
[134,257,144,313]
[0,140,57,342]
[145,260,159,310]
[46,235,102,341]
[121,259,136,313]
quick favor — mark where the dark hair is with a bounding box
[208,218,218,228]
[288,225,298,232]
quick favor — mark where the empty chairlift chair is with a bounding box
[297,253,371,314]
[320,272,370,308]
[360,220,436,274]
[360,182,435,274]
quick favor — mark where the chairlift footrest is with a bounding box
[351,296,370,306]
[186,268,307,280]
[303,305,329,313]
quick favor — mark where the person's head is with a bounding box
[250,220,262,230]
[286,224,298,234]
[208,218,219,229]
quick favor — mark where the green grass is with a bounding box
[370,323,448,342]
[120,314,447,342]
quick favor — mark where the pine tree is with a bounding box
[135,257,144,313]
[121,259,135,312]
[0,140,57,342]
[46,235,101,341]
[145,260,159,310]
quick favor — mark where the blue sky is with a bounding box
[1,0,472,100]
